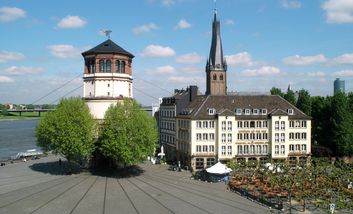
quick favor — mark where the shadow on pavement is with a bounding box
[91,165,145,178]
[29,160,81,175]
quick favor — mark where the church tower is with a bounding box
[205,9,227,95]
[82,38,134,119]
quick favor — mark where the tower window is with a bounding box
[220,74,223,80]
[115,60,120,72]
[91,62,95,73]
[107,92,110,96]
[121,61,125,73]
[107,84,110,87]
[213,74,217,80]
[99,60,104,72]
[106,60,111,72]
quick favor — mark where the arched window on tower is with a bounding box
[220,74,223,81]
[121,61,125,73]
[99,60,104,72]
[86,61,90,74]
[115,60,120,73]
[213,74,217,80]
[106,60,111,72]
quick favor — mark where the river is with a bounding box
[0,119,41,161]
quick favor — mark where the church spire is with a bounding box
[208,9,226,71]
[205,8,227,96]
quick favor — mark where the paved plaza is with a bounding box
[0,156,315,214]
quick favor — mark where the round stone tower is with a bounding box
[82,39,134,119]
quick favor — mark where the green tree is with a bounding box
[284,88,296,105]
[330,92,353,156]
[311,96,332,148]
[99,99,158,166]
[270,87,284,97]
[36,97,96,164]
[296,89,311,116]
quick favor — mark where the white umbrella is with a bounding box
[206,162,232,174]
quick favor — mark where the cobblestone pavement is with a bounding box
[0,156,317,214]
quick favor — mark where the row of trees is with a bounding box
[36,97,158,168]
[270,87,353,157]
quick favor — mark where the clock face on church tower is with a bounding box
[216,64,220,69]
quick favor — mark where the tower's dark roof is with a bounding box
[82,39,134,58]
[207,11,226,71]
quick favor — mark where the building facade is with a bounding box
[82,39,134,119]
[176,95,311,171]
[159,86,198,162]
[334,78,345,94]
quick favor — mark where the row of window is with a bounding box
[86,60,126,73]
[160,109,175,118]
[196,121,215,129]
[221,121,232,131]
[289,120,307,128]
[238,132,268,141]
[196,145,215,153]
[236,108,267,116]
[237,144,268,155]
[289,132,307,140]
[178,120,190,129]
[274,145,286,155]
[196,133,215,141]
[274,121,286,131]
[195,158,216,169]
[178,130,189,141]
[238,120,268,129]
[221,145,232,156]
[289,144,307,152]
[160,121,175,131]
[160,134,175,145]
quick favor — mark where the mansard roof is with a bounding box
[177,95,311,120]
[82,39,134,58]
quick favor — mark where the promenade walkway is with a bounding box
[0,156,313,214]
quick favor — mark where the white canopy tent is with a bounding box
[206,162,232,174]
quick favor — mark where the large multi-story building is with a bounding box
[159,86,199,162]
[82,39,134,119]
[159,9,312,171]
[334,78,345,94]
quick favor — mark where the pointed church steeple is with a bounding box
[206,9,227,95]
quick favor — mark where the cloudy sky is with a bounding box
[0,0,353,106]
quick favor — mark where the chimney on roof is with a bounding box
[189,85,198,102]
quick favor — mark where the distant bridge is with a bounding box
[1,109,55,117]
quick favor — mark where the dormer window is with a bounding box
[253,109,259,115]
[245,109,251,115]
[287,108,294,115]
[236,108,242,115]
[261,109,267,115]
[208,108,216,115]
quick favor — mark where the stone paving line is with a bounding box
[0,156,323,214]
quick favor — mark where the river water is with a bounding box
[0,119,41,161]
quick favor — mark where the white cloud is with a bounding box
[168,76,189,83]
[57,15,87,29]
[225,52,256,67]
[132,23,158,34]
[146,65,175,75]
[176,52,203,64]
[334,70,353,77]
[283,54,327,65]
[0,51,25,63]
[280,0,302,9]
[225,19,235,25]
[0,76,14,83]
[48,44,87,58]
[175,19,191,30]
[5,66,44,75]
[308,71,326,77]
[141,45,175,57]
[162,0,176,7]
[241,66,281,77]
[322,0,353,24]
[332,53,353,64]
[0,7,26,22]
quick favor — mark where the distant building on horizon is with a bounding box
[334,78,345,95]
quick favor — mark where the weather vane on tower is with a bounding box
[214,0,217,13]
[103,30,112,39]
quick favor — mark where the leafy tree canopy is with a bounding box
[296,89,311,116]
[99,98,158,166]
[36,97,96,164]
[284,88,296,106]
[270,87,284,97]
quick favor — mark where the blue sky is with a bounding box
[1,0,353,106]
